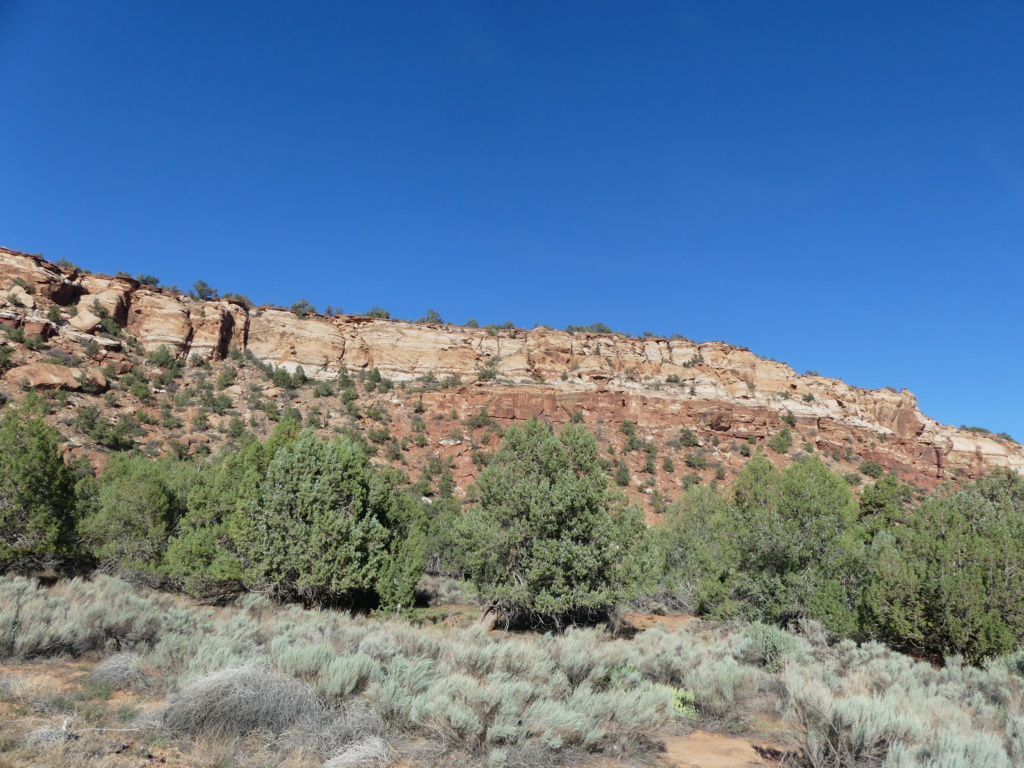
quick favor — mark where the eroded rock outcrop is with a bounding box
[1,244,1021,482]
[4,362,106,392]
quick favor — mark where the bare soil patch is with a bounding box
[659,731,767,768]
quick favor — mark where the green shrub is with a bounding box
[215,365,237,390]
[147,345,181,371]
[768,428,792,454]
[656,485,739,615]
[614,464,630,487]
[565,322,613,334]
[643,451,657,474]
[668,686,698,719]
[12,277,34,293]
[73,406,141,450]
[682,354,704,368]
[290,299,316,317]
[226,416,247,439]
[741,622,806,672]
[415,309,443,324]
[464,408,495,430]
[135,408,157,425]
[272,367,293,389]
[731,456,863,635]
[207,392,233,415]
[477,356,500,381]
[860,460,885,479]
[189,280,218,300]
[685,453,708,470]
[679,428,700,447]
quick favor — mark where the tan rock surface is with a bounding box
[126,290,191,353]
[247,309,348,374]
[4,363,106,392]
[0,247,78,302]
[6,285,36,309]
[68,309,103,333]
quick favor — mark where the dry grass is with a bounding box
[4,574,1024,766]
[161,665,323,738]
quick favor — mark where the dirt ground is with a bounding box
[659,731,792,768]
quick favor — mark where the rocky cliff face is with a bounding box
[1,245,1020,494]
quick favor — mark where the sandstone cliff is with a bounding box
[0,245,1020,494]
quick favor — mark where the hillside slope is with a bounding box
[1,245,1020,509]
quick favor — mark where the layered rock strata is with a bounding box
[1,245,1020,482]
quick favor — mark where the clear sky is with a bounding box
[1,1,1022,440]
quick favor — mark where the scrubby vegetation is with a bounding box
[4,389,1024,666]
[3,575,1024,766]
[0,575,685,765]
[2,354,1024,765]
[655,456,1024,664]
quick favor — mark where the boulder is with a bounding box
[4,363,107,392]
[69,309,103,334]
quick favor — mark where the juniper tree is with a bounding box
[0,406,77,572]
[657,485,742,616]
[233,430,424,608]
[458,418,652,626]
[78,453,192,573]
[861,469,1024,662]
[163,421,301,594]
[731,455,864,635]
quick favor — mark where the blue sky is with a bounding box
[1,1,1022,439]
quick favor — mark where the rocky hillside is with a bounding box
[1,245,1020,514]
